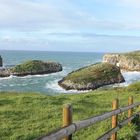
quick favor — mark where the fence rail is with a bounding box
[97,112,140,140]
[36,96,140,140]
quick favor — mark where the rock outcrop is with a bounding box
[0,68,10,77]
[58,62,125,90]
[11,60,62,76]
[0,56,3,67]
[0,60,62,77]
[103,51,140,71]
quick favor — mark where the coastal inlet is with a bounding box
[0,51,140,94]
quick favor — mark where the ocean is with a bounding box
[0,50,140,95]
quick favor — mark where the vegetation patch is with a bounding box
[59,62,124,90]
[123,50,140,62]
[11,60,46,74]
[0,82,140,140]
[10,60,62,76]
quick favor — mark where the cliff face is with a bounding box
[103,51,140,71]
[58,62,125,90]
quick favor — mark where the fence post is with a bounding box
[111,99,119,140]
[62,104,73,140]
[128,96,133,124]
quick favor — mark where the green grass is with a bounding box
[62,63,121,84]
[109,50,140,63]
[120,50,140,62]
[0,83,140,140]
[11,60,47,74]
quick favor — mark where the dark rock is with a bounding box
[0,56,3,67]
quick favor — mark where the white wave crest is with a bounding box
[122,71,140,84]
[0,75,15,80]
[112,71,140,88]
[45,80,89,94]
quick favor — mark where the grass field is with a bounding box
[0,82,140,140]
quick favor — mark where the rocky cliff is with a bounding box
[103,51,140,71]
[58,62,125,90]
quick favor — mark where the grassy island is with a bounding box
[11,60,47,73]
[59,62,124,90]
[0,82,140,140]
[61,63,122,83]
[10,60,62,76]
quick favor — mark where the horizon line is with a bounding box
[0,49,134,54]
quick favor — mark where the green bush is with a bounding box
[127,81,140,92]
[11,60,46,74]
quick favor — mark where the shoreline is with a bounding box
[0,71,140,94]
[0,50,140,94]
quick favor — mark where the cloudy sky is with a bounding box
[0,0,140,52]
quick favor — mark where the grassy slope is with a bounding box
[109,50,140,62]
[123,51,140,62]
[62,63,120,83]
[0,83,140,140]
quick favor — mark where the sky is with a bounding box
[0,0,140,52]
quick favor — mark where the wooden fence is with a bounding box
[36,96,140,140]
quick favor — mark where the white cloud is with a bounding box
[1,0,140,32]
[0,0,140,52]
[121,0,140,7]
[0,0,66,30]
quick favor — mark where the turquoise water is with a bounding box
[0,50,104,94]
[0,50,140,94]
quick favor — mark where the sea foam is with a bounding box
[45,79,89,94]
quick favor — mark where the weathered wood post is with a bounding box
[63,104,73,140]
[111,99,119,140]
[128,96,133,124]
